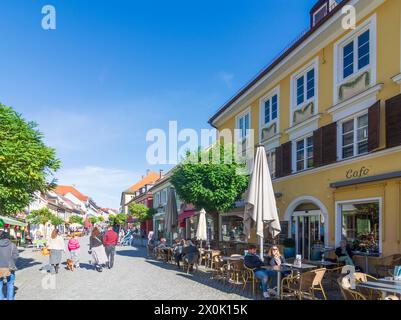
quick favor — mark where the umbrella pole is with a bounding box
[259,236,264,262]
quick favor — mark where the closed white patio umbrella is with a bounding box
[196,209,208,247]
[244,145,281,261]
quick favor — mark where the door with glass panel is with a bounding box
[292,211,324,260]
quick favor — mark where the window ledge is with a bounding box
[327,83,384,121]
[260,133,282,145]
[392,73,401,85]
[285,113,321,141]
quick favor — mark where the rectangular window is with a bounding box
[343,41,354,79]
[264,100,270,124]
[237,112,250,139]
[221,216,244,242]
[296,76,305,106]
[263,94,278,125]
[342,29,370,80]
[295,136,314,172]
[295,68,315,107]
[341,113,368,159]
[339,201,380,254]
[266,150,276,179]
[358,30,370,70]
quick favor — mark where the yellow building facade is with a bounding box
[209,0,401,271]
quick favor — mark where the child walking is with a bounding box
[68,234,81,268]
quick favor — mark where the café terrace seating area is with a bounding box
[148,240,401,300]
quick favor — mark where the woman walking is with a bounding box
[89,227,108,272]
[47,229,65,274]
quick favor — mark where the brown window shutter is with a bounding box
[282,141,292,176]
[275,146,283,178]
[313,127,323,167]
[322,122,337,165]
[368,100,380,152]
[385,94,401,149]
[313,122,337,167]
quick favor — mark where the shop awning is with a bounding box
[178,210,196,223]
[0,215,28,227]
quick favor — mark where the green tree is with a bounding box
[115,213,127,226]
[0,103,61,216]
[171,144,249,213]
[129,203,155,222]
[27,207,53,225]
[89,216,98,224]
[108,214,116,225]
[69,215,84,225]
[50,215,64,227]
[98,216,104,222]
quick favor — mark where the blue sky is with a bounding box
[0,0,317,209]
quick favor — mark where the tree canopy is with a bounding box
[27,207,54,225]
[69,215,84,225]
[128,203,155,222]
[0,103,61,216]
[170,144,249,213]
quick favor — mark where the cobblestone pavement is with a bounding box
[13,237,250,300]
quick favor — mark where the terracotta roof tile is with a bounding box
[54,185,89,202]
[126,171,160,193]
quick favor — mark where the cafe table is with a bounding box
[261,263,317,299]
[305,260,338,268]
[356,278,401,298]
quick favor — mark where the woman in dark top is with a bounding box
[89,227,107,272]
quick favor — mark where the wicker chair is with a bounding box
[229,260,244,284]
[210,250,222,269]
[324,265,344,289]
[337,277,367,300]
[354,272,381,300]
[242,264,260,296]
[211,255,229,283]
[284,268,327,300]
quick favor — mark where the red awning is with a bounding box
[178,210,196,223]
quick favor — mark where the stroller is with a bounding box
[120,230,134,246]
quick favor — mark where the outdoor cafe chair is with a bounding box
[384,295,400,300]
[324,265,344,289]
[284,268,327,300]
[210,255,228,282]
[210,250,221,270]
[337,277,367,300]
[228,260,244,285]
[354,272,381,300]
[242,264,261,297]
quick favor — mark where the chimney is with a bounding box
[146,169,150,175]
[159,169,164,179]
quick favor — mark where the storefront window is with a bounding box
[340,201,380,253]
[186,216,199,240]
[207,216,214,241]
[221,216,244,242]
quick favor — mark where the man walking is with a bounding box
[103,225,118,269]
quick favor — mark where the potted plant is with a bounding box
[282,238,295,259]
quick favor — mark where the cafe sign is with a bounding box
[346,166,370,179]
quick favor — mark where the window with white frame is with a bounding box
[266,150,276,179]
[296,67,315,107]
[295,136,314,172]
[154,192,160,208]
[312,3,328,27]
[161,189,167,205]
[262,94,278,125]
[340,113,368,159]
[237,111,250,139]
[342,29,370,80]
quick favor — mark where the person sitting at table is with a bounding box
[157,238,168,249]
[173,239,185,269]
[335,240,354,266]
[244,244,276,299]
[266,246,291,290]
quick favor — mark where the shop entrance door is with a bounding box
[293,210,324,260]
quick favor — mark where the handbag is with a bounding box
[41,247,50,256]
